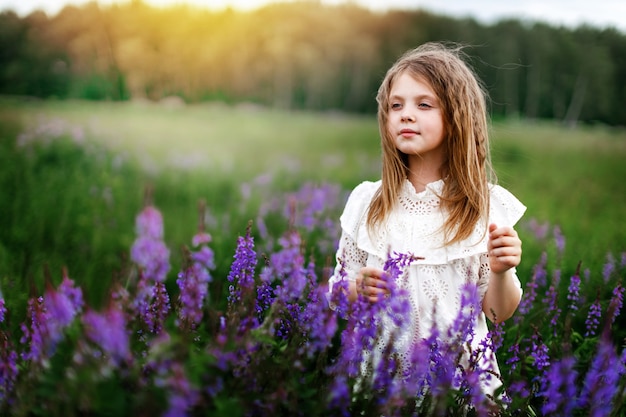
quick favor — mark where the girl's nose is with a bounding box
[401,113,415,123]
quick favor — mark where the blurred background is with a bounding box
[0,0,625,125]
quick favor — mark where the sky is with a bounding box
[1,0,625,33]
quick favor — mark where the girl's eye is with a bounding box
[418,102,432,109]
[391,103,402,110]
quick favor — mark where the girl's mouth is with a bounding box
[400,129,418,137]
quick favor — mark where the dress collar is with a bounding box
[402,178,444,199]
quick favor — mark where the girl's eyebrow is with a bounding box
[389,93,438,101]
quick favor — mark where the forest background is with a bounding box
[1,0,626,126]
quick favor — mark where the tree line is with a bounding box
[1,1,625,126]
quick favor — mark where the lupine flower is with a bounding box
[506,340,521,371]
[159,362,199,417]
[148,281,171,335]
[227,223,257,307]
[585,297,602,337]
[553,225,565,255]
[327,258,351,318]
[130,205,172,333]
[567,272,581,312]
[299,286,338,358]
[19,296,46,361]
[602,253,616,283]
[517,252,546,320]
[20,273,83,362]
[255,281,274,321]
[0,286,6,324]
[327,375,351,415]
[607,283,624,325]
[529,329,550,373]
[44,272,84,341]
[578,333,624,416]
[131,205,171,283]
[539,355,578,415]
[0,330,18,404]
[543,280,561,335]
[525,218,550,241]
[0,299,5,324]
[82,303,130,365]
[177,228,215,330]
[262,230,306,303]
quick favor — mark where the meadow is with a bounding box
[0,96,625,415]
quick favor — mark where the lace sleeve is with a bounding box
[328,230,368,290]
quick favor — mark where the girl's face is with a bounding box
[387,71,445,165]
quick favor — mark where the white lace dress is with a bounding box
[328,179,526,395]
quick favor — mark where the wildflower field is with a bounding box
[1,97,625,416]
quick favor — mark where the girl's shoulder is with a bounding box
[339,180,381,236]
[348,180,381,202]
[488,183,526,227]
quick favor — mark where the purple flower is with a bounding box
[327,375,351,414]
[607,283,624,325]
[160,362,199,417]
[19,296,46,361]
[44,274,84,334]
[0,330,18,403]
[135,205,164,240]
[262,230,306,303]
[578,334,624,416]
[131,237,170,283]
[553,225,565,255]
[585,297,602,337]
[525,218,550,241]
[131,205,171,283]
[82,304,130,365]
[539,355,577,415]
[20,273,84,362]
[177,264,210,330]
[177,232,215,330]
[517,252,546,321]
[298,263,339,358]
[602,253,616,283]
[149,281,171,334]
[0,299,5,324]
[227,224,257,306]
[255,281,274,321]
[528,329,550,376]
[506,341,521,371]
[327,258,351,318]
[191,232,211,247]
[567,273,581,312]
[543,281,561,336]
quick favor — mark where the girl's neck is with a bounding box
[406,159,443,193]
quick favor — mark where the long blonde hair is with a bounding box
[367,42,494,246]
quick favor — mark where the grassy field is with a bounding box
[2,97,626,415]
[1,96,625,306]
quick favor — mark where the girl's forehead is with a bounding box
[389,71,437,95]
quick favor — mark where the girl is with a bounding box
[328,42,526,398]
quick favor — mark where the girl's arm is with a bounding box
[482,223,523,323]
[329,232,388,304]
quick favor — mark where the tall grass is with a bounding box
[2,97,624,287]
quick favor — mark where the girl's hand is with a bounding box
[487,223,522,274]
[355,266,389,303]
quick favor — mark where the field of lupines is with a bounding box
[1,99,625,416]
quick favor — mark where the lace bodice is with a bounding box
[328,178,526,394]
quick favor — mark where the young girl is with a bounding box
[328,42,526,398]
